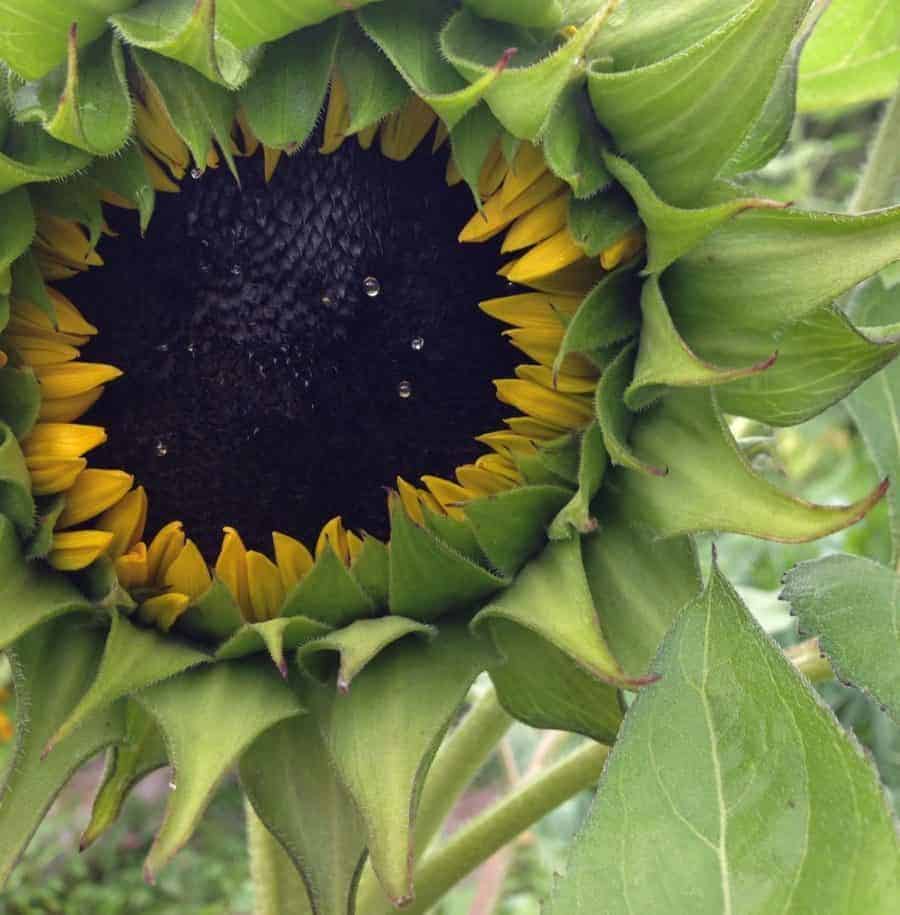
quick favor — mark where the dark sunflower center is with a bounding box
[63,136,519,553]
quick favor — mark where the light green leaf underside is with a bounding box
[548,422,607,538]
[319,624,493,906]
[0,368,39,442]
[588,0,810,205]
[281,545,374,627]
[548,564,900,915]
[782,554,900,723]
[241,688,367,915]
[137,659,303,881]
[613,389,888,543]
[462,0,563,30]
[0,617,125,888]
[798,0,900,113]
[215,615,330,673]
[567,188,640,257]
[0,422,32,534]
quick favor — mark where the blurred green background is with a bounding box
[2,55,899,915]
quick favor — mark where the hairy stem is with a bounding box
[366,741,610,915]
[786,637,834,684]
[245,799,313,915]
[849,83,900,214]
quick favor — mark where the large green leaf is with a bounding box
[782,554,900,723]
[613,389,888,543]
[0,187,35,288]
[0,367,39,441]
[319,624,493,906]
[588,0,810,205]
[0,422,33,535]
[0,0,136,81]
[240,19,341,149]
[548,563,900,914]
[0,617,125,888]
[137,659,303,881]
[798,0,900,113]
[241,685,367,915]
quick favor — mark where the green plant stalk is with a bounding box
[245,799,313,915]
[849,82,900,214]
[354,685,513,913]
[363,740,611,915]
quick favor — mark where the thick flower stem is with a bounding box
[363,741,611,915]
[245,799,313,915]
[849,83,900,214]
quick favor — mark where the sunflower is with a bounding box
[1,0,899,910]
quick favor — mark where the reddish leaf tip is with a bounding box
[337,675,350,695]
[143,863,156,886]
[495,48,519,72]
[277,658,289,679]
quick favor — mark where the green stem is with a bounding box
[245,799,313,915]
[354,686,513,914]
[365,741,610,915]
[849,83,900,214]
[786,637,834,684]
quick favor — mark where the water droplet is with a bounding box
[321,294,333,306]
[190,167,202,180]
[155,441,168,457]
[186,343,196,355]
[168,781,177,790]
[155,343,170,353]
[363,276,381,298]
[200,238,210,248]
[411,336,424,352]
[397,381,412,399]
[230,263,242,276]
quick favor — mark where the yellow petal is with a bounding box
[0,711,13,743]
[476,430,539,457]
[165,539,212,601]
[22,422,107,459]
[235,107,261,157]
[215,526,250,616]
[494,379,593,429]
[502,192,569,253]
[0,350,6,369]
[320,74,350,155]
[264,146,283,183]
[12,289,98,337]
[34,255,79,280]
[139,592,191,633]
[420,476,471,518]
[6,335,80,366]
[347,531,365,563]
[142,151,181,193]
[455,464,515,496]
[38,387,105,423]
[478,292,561,328]
[478,142,507,198]
[116,542,149,589]
[475,452,523,483]
[397,476,425,526]
[506,325,598,375]
[357,123,379,150]
[445,156,463,187]
[48,529,114,571]
[505,416,567,439]
[35,362,122,399]
[505,227,585,285]
[272,531,314,591]
[100,188,137,211]
[459,172,566,243]
[380,96,436,162]
[501,143,547,206]
[5,317,90,348]
[432,119,450,152]
[206,145,220,170]
[56,468,135,529]
[134,86,190,176]
[515,258,604,296]
[247,550,286,622]
[26,456,87,495]
[35,213,102,268]
[96,486,148,559]
[316,516,349,563]
[599,228,645,270]
[148,520,187,584]
[516,363,598,393]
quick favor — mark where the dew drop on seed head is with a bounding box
[230,263,242,276]
[190,167,202,180]
[321,294,333,306]
[155,440,169,457]
[397,380,412,399]
[363,276,381,298]
[411,336,424,352]
[155,343,170,353]
[187,343,196,355]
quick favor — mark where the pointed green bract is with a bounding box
[0,370,39,448]
[567,188,639,257]
[241,689,368,915]
[11,249,54,322]
[350,536,390,607]
[89,142,156,233]
[0,617,125,888]
[0,187,36,289]
[549,422,607,538]
[614,389,888,543]
[30,176,105,247]
[0,423,33,534]
[25,494,66,561]
[450,103,503,205]
[47,610,208,752]
[423,507,487,565]
[0,117,93,195]
[138,658,303,881]
[175,576,243,642]
[548,564,900,914]
[281,545,375,626]
[240,19,341,149]
[588,0,810,205]
[319,624,493,906]
[216,617,330,674]
[782,555,900,723]
[298,617,435,690]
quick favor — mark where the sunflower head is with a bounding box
[0,0,898,908]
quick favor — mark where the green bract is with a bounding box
[0,2,898,912]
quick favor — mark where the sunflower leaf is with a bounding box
[547,562,900,914]
[472,537,647,690]
[0,616,125,889]
[718,307,900,427]
[281,545,375,627]
[30,176,105,248]
[782,554,900,722]
[46,610,209,754]
[240,682,368,915]
[464,484,571,576]
[442,5,614,141]
[350,536,390,608]
[388,495,509,620]
[112,0,256,89]
[89,142,156,234]
[215,616,330,674]
[10,30,132,155]
[131,47,237,178]
[485,619,622,742]
[240,18,341,149]
[0,0,136,81]
[138,658,304,882]
[450,102,503,206]
[0,368,40,440]
[319,623,493,906]
[567,187,640,257]
[82,701,169,850]
[0,187,35,292]
[588,0,810,205]
[10,250,54,323]
[0,423,33,534]
[615,388,889,543]
[548,422,607,539]
[0,114,93,195]
[298,616,435,690]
